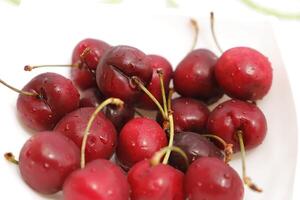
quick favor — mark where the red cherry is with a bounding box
[79,88,135,131]
[19,132,80,194]
[116,117,167,170]
[54,107,117,162]
[185,157,244,200]
[215,47,273,100]
[128,160,184,200]
[16,72,80,131]
[71,38,110,90]
[63,159,130,200]
[207,99,267,151]
[174,49,223,104]
[137,54,173,110]
[96,45,152,104]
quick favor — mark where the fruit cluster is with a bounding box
[2,13,272,200]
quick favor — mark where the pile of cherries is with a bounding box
[1,13,272,200]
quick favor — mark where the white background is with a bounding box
[0,0,299,199]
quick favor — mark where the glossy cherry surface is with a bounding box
[170,132,223,172]
[63,159,130,200]
[174,49,223,104]
[79,87,104,108]
[207,99,267,151]
[185,157,244,200]
[215,47,273,100]
[71,38,110,90]
[137,54,173,110]
[17,72,80,131]
[54,107,117,162]
[19,132,80,194]
[96,45,152,104]
[116,117,167,170]
[128,160,184,200]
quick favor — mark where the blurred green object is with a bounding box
[103,0,122,4]
[7,0,21,5]
[166,0,178,8]
[241,0,300,20]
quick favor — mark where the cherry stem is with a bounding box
[190,18,199,51]
[0,79,38,97]
[80,47,92,60]
[80,97,124,169]
[202,134,233,163]
[237,130,263,192]
[4,152,19,165]
[24,64,79,71]
[167,88,174,112]
[156,69,168,118]
[131,76,168,120]
[134,108,144,117]
[162,113,175,164]
[150,146,188,167]
[210,12,223,54]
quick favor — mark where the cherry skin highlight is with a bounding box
[19,132,80,194]
[207,99,267,151]
[215,47,273,100]
[170,132,223,172]
[63,159,130,200]
[137,54,173,110]
[174,49,223,104]
[128,160,184,200]
[17,72,80,131]
[116,117,167,170]
[185,157,244,200]
[96,45,152,104]
[71,38,110,90]
[54,107,117,162]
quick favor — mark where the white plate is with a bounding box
[0,4,297,200]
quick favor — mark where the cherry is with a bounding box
[79,87,135,131]
[63,159,130,200]
[1,72,80,131]
[170,132,224,172]
[54,107,117,162]
[137,54,173,110]
[185,157,244,200]
[71,38,111,90]
[128,159,184,200]
[18,132,80,194]
[173,49,223,104]
[116,117,167,170]
[96,45,152,104]
[207,99,267,151]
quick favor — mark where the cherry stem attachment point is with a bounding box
[190,18,199,51]
[156,69,168,118]
[0,79,38,97]
[24,64,79,71]
[151,146,188,167]
[202,134,233,163]
[210,12,223,54]
[4,152,19,165]
[81,97,124,168]
[162,113,175,164]
[237,130,262,192]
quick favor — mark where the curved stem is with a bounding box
[190,18,199,51]
[81,97,124,168]
[162,113,175,164]
[0,79,37,97]
[4,152,19,165]
[210,12,223,54]
[237,130,262,192]
[24,64,79,71]
[150,146,188,167]
[157,69,168,118]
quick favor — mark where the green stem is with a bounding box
[162,113,175,164]
[150,146,188,167]
[4,152,19,165]
[157,69,168,118]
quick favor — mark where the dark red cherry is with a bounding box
[17,72,80,131]
[185,157,244,200]
[137,54,173,110]
[215,47,273,100]
[71,38,110,90]
[171,97,210,133]
[63,159,130,200]
[19,132,80,194]
[207,99,267,151]
[79,88,135,131]
[96,45,152,104]
[128,160,184,200]
[54,107,117,162]
[174,49,223,104]
[116,117,167,170]
[170,132,223,172]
